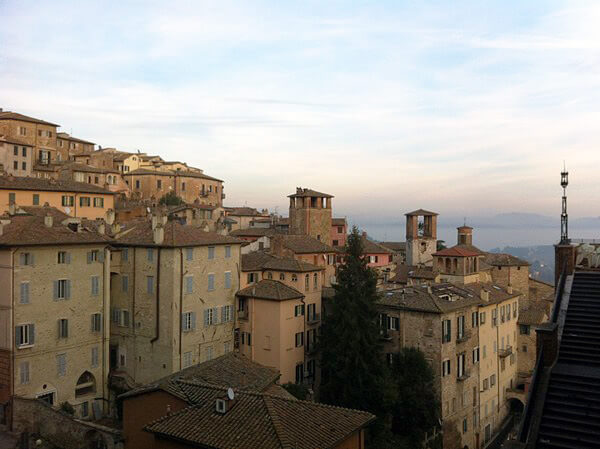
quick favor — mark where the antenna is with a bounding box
[560,163,569,244]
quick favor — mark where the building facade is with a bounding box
[288,188,333,246]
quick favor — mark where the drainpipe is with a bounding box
[301,296,307,384]
[496,304,500,421]
[132,248,137,380]
[10,248,18,430]
[179,249,185,371]
[151,248,161,344]
[102,246,110,412]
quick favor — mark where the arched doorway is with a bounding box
[508,398,524,414]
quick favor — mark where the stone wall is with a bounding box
[12,397,122,449]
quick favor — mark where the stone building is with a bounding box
[57,162,126,195]
[0,206,112,419]
[108,215,242,386]
[56,132,95,158]
[237,251,324,385]
[224,206,270,231]
[360,232,395,279]
[288,188,333,245]
[405,209,438,267]
[0,136,35,177]
[0,175,115,220]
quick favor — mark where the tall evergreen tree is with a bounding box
[319,227,391,419]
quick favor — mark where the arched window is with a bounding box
[305,274,310,291]
[313,273,318,290]
[445,258,451,273]
[75,371,96,397]
[279,273,285,281]
[453,258,458,274]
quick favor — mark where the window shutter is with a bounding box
[19,253,25,265]
[53,281,59,300]
[186,276,193,294]
[30,324,35,345]
[30,254,34,265]
[66,252,71,264]
[91,315,95,331]
[65,280,71,299]
[203,310,209,327]
[20,283,29,304]
[15,326,20,346]
[191,312,196,330]
[98,251,105,263]
[221,306,226,322]
[212,307,219,324]
[87,252,92,264]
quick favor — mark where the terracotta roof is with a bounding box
[59,162,119,174]
[275,234,335,254]
[230,228,280,237]
[168,203,217,213]
[461,282,521,306]
[361,235,393,255]
[405,209,438,216]
[144,382,375,449]
[242,251,323,272]
[484,252,530,267]
[519,307,548,325]
[0,111,59,127]
[114,219,242,247]
[226,207,265,217]
[288,188,333,198]
[0,175,114,195]
[332,218,347,226]
[0,207,112,246]
[237,280,304,301]
[120,352,280,400]
[56,133,95,145]
[433,245,482,257]
[125,168,222,182]
[0,136,33,147]
[112,152,136,161]
[379,241,406,252]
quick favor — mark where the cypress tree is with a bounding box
[319,226,391,419]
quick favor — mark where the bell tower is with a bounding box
[288,188,333,245]
[405,209,438,267]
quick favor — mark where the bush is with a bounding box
[59,401,75,415]
[158,191,184,206]
[281,382,310,400]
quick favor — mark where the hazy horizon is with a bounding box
[2,0,600,223]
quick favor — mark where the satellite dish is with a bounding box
[227,388,235,401]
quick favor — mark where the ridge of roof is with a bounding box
[0,111,59,127]
[237,279,304,301]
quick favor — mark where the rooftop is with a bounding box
[379,241,406,252]
[433,245,484,257]
[0,110,59,127]
[484,252,531,267]
[241,251,323,272]
[225,207,267,217]
[237,279,305,301]
[275,234,335,254]
[405,208,438,216]
[288,187,334,198]
[144,382,374,449]
[125,168,222,182]
[0,175,114,195]
[361,234,394,255]
[56,132,95,145]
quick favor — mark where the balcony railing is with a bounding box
[237,310,248,320]
[457,371,471,381]
[307,313,321,325]
[498,345,512,358]
[456,329,471,343]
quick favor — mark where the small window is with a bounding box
[147,248,154,262]
[295,332,304,347]
[279,273,285,281]
[225,271,232,289]
[294,304,305,317]
[122,275,129,292]
[91,276,99,296]
[91,347,99,368]
[57,353,67,377]
[32,194,39,205]
[58,318,69,338]
[208,246,215,260]
[520,325,530,335]
[267,272,273,280]
[313,273,318,290]
[91,313,102,332]
[15,324,34,347]
[185,276,194,294]
[55,279,69,300]
[305,274,310,291]
[157,180,162,189]
[19,282,30,304]
[292,274,298,282]
[19,361,30,384]
[61,195,74,207]
[80,196,91,207]
[135,180,140,189]
[183,351,192,368]
[9,192,16,204]
[225,246,231,258]
[93,197,104,208]
[186,247,193,260]
[181,182,186,191]
[13,161,18,170]
[442,359,451,377]
[122,248,129,261]
[147,276,154,294]
[208,273,215,291]
[13,146,18,156]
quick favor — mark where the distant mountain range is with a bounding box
[489,244,555,284]
[440,213,600,230]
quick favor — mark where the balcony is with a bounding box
[457,371,471,382]
[307,313,321,325]
[498,345,513,358]
[200,191,209,197]
[456,329,471,344]
[379,329,392,341]
[237,310,248,321]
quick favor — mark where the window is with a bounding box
[208,246,215,260]
[224,271,232,289]
[91,313,102,332]
[20,361,30,384]
[147,276,154,294]
[22,147,27,156]
[57,353,67,377]
[157,180,162,189]
[81,402,89,418]
[22,162,26,170]
[305,274,310,291]
[333,239,339,246]
[58,318,69,338]
[186,247,193,260]
[292,274,298,282]
[267,272,273,280]
[492,309,497,327]
[204,307,219,326]
[295,363,304,384]
[13,161,18,170]
[208,273,215,291]
[122,275,129,292]
[147,248,154,262]
[79,197,90,207]
[19,126,26,136]
[313,273,318,289]
[122,248,129,261]
[16,324,34,347]
[442,319,451,343]
[88,250,100,263]
[294,304,305,317]
[91,347,99,368]
[184,276,194,294]
[14,146,18,156]
[57,251,68,264]
[295,332,304,347]
[483,378,489,390]
[135,180,140,189]
[93,197,104,208]
[472,311,479,327]
[91,276,99,296]
[54,279,70,300]
[457,315,465,340]
[20,282,30,304]
[389,316,399,331]
[490,374,496,387]
[522,345,528,353]
[337,226,343,233]
[279,273,285,281]
[442,359,451,377]
[183,351,192,368]
[473,347,480,363]
[225,246,231,258]
[247,272,257,284]
[19,252,33,266]
[221,305,233,323]
[120,310,130,327]
[513,302,518,318]
[32,194,39,205]
[61,195,74,207]
[457,353,465,377]
[463,418,468,434]
[183,311,196,331]
[181,182,186,191]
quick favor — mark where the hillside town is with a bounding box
[0,108,597,449]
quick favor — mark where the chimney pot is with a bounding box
[480,289,490,301]
[8,203,16,215]
[507,285,513,294]
[98,222,105,235]
[153,223,164,245]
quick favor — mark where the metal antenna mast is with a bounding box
[560,162,569,244]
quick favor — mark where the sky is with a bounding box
[1,0,600,243]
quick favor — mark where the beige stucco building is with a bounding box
[237,251,324,385]
[0,206,112,419]
[108,215,242,386]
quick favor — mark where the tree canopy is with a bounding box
[158,191,184,206]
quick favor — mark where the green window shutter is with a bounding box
[87,252,92,264]
[53,281,59,300]
[66,252,71,264]
[30,324,35,345]
[65,280,71,299]
[191,312,196,330]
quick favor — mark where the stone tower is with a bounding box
[405,209,438,267]
[288,188,333,245]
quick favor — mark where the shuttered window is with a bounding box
[20,282,30,304]
[122,275,129,292]
[183,312,196,332]
[53,280,71,300]
[224,271,232,289]
[91,313,102,332]
[147,276,154,294]
[19,361,30,384]
[57,353,67,377]
[58,319,68,338]
[207,274,215,291]
[91,276,99,296]
[15,324,34,347]
[185,276,194,294]
[186,248,193,261]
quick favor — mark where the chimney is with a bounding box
[151,214,158,230]
[112,223,121,234]
[507,285,513,294]
[153,223,164,245]
[105,208,115,225]
[8,203,16,215]
[44,214,53,228]
[480,289,490,302]
[98,222,106,235]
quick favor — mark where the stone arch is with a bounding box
[75,371,96,398]
[445,258,451,273]
[84,429,108,449]
[508,397,525,414]
[452,258,458,274]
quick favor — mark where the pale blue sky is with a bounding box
[1,0,599,233]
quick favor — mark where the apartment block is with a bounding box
[108,215,242,385]
[0,206,112,419]
[0,136,34,177]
